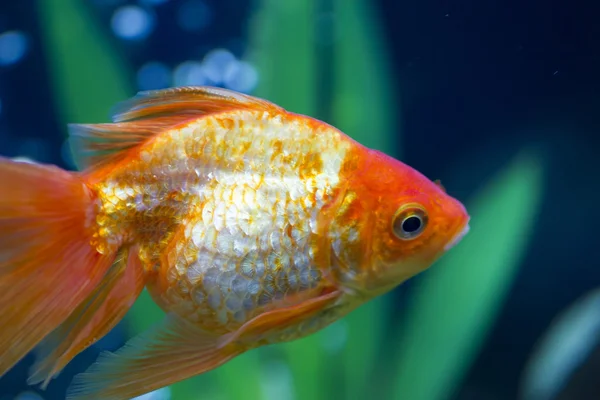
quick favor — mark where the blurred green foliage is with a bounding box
[38,0,544,399]
[37,0,132,124]
[249,1,397,400]
[392,150,545,400]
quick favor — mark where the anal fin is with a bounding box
[66,313,244,400]
[28,246,145,388]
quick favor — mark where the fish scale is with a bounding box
[94,108,350,334]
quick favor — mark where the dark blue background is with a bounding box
[0,1,598,399]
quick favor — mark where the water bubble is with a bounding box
[111,6,155,41]
[173,61,207,86]
[137,61,171,90]
[223,60,259,93]
[0,31,28,66]
[176,0,212,33]
[14,391,44,400]
[202,49,236,84]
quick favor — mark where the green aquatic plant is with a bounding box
[391,150,545,400]
[37,0,132,124]
[249,1,397,400]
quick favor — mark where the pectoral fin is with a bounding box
[220,289,342,347]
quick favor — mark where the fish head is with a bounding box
[331,148,470,297]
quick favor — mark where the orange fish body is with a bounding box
[0,87,469,399]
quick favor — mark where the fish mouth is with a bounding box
[444,219,470,251]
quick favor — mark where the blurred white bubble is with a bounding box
[260,360,294,400]
[202,49,236,85]
[0,30,28,66]
[223,60,259,93]
[111,6,155,41]
[137,61,171,90]
[131,387,171,400]
[173,61,207,86]
[15,391,44,400]
[176,0,212,33]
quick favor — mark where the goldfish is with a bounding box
[0,86,470,399]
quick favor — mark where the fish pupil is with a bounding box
[402,216,422,233]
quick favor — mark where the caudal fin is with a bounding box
[0,157,118,378]
[28,246,146,388]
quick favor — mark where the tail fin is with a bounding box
[28,245,145,388]
[0,157,118,378]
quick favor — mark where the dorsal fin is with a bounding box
[68,86,284,171]
[110,86,283,123]
[68,116,195,172]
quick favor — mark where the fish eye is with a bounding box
[392,205,428,240]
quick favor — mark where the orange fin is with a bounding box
[110,85,283,123]
[66,313,244,400]
[0,157,117,378]
[69,86,284,171]
[221,289,342,346]
[68,117,191,171]
[28,246,145,388]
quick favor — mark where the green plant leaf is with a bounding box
[391,149,545,400]
[248,0,316,116]
[332,0,398,155]
[37,0,132,124]
[329,1,398,398]
[248,0,398,399]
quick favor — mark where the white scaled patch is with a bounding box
[139,110,351,326]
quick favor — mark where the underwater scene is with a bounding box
[0,1,598,399]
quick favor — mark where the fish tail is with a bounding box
[0,157,121,380]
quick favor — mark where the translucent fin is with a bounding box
[68,86,284,171]
[68,116,196,171]
[110,85,283,123]
[66,313,244,400]
[221,289,342,346]
[28,246,145,388]
[0,157,117,378]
